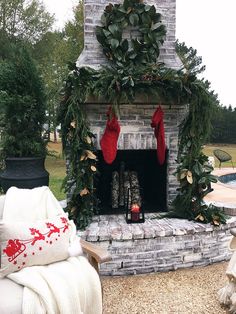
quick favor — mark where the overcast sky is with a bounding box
[43,0,236,108]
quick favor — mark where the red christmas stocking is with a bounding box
[100,107,120,164]
[151,105,166,165]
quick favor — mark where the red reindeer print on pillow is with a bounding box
[3,239,26,262]
[0,215,72,277]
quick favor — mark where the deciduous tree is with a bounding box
[0,0,54,43]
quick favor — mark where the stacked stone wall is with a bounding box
[78,214,236,275]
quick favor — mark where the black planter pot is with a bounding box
[0,157,49,193]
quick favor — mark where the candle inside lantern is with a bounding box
[131,203,140,221]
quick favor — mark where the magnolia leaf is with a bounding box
[153,12,161,23]
[127,7,132,14]
[129,13,139,26]
[187,171,193,184]
[148,5,156,17]
[121,76,129,85]
[123,0,130,10]
[131,39,141,51]
[180,170,188,179]
[151,23,161,31]
[117,6,127,13]
[103,29,111,38]
[80,188,90,196]
[121,39,129,52]
[70,121,76,128]
[91,165,97,172]
[80,154,86,161]
[86,136,92,144]
[195,214,205,222]
[186,140,192,148]
[85,150,97,160]
[204,164,214,172]
[101,13,107,25]
[187,170,192,177]
[108,24,119,35]
[129,77,134,86]
[110,39,119,49]
[70,207,76,214]
[208,174,218,183]
[193,162,203,176]
[95,27,105,44]
[142,13,151,25]
[144,5,151,12]
[121,19,129,28]
[198,176,207,184]
[129,52,137,59]
[190,128,195,137]
[105,3,113,12]
[187,176,193,184]
[139,27,149,34]
[212,219,220,226]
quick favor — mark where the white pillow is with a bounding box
[0,215,73,278]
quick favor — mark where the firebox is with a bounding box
[95,149,168,214]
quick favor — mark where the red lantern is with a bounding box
[125,188,145,224]
[131,203,140,221]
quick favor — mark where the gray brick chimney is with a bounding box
[77,0,182,70]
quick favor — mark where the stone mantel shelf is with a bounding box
[84,95,188,108]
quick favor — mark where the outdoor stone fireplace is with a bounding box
[72,0,235,276]
[77,0,186,214]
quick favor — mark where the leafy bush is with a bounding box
[0,41,47,158]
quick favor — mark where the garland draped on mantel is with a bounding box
[58,0,226,229]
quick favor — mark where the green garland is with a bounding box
[169,82,226,225]
[58,67,99,229]
[96,0,166,68]
[58,0,227,229]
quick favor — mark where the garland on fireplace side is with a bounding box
[58,0,226,229]
[58,67,99,229]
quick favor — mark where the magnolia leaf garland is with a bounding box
[96,0,166,68]
[58,67,99,230]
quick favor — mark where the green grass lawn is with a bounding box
[46,142,66,200]
[202,143,236,168]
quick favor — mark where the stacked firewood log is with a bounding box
[111,163,141,209]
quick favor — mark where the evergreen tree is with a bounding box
[32,2,84,142]
[0,40,47,158]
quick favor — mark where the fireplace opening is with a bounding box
[95,150,168,215]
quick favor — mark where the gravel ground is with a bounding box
[102,261,230,314]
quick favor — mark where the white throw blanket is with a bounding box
[3,186,102,314]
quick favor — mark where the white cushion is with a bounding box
[0,215,72,278]
[0,277,23,313]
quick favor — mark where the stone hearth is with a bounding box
[78,215,236,276]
